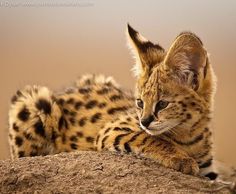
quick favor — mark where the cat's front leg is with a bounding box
[96,126,199,175]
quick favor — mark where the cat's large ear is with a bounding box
[164,32,207,90]
[127,24,165,78]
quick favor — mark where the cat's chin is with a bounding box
[141,126,167,136]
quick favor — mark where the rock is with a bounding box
[0,151,234,194]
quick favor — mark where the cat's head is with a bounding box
[127,24,216,135]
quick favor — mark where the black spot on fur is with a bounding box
[110,95,123,101]
[70,135,78,142]
[13,123,19,132]
[57,98,65,105]
[70,143,78,149]
[86,136,94,143]
[31,144,38,150]
[69,117,76,126]
[63,108,69,115]
[76,132,83,137]
[79,117,87,127]
[30,151,38,157]
[98,102,106,108]
[70,111,76,117]
[18,151,25,157]
[90,113,102,123]
[15,136,23,147]
[36,99,51,114]
[34,120,46,138]
[126,117,131,122]
[78,88,91,94]
[85,100,98,109]
[107,106,128,115]
[191,102,196,106]
[97,88,109,95]
[67,98,75,104]
[186,113,192,119]
[18,107,30,122]
[23,132,32,140]
[74,101,83,110]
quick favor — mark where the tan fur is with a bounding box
[8,25,217,178]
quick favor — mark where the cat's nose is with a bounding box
[141,115,154,128]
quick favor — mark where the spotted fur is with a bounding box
[8,24,217,179]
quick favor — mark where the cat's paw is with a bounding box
[169,156,199,175]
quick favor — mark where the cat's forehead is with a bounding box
[139,67,172,99]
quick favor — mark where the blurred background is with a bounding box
[0,0,236,166]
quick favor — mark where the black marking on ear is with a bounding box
[205,172,218,180]
[18,107,30,122]
[127,24,164,53]
[36,99,51,115]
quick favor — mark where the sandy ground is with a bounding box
[0,151,234,194]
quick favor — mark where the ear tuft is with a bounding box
[126,24,164,78]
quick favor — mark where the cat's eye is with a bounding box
[155,100,169,113]
[136,99,144,109]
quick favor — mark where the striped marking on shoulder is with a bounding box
[124,131,143,153]
[172,133,204,146]
[113,133,132,152]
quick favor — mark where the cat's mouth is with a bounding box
[140,122,179,136]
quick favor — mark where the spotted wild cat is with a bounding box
[8,24,217,179]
